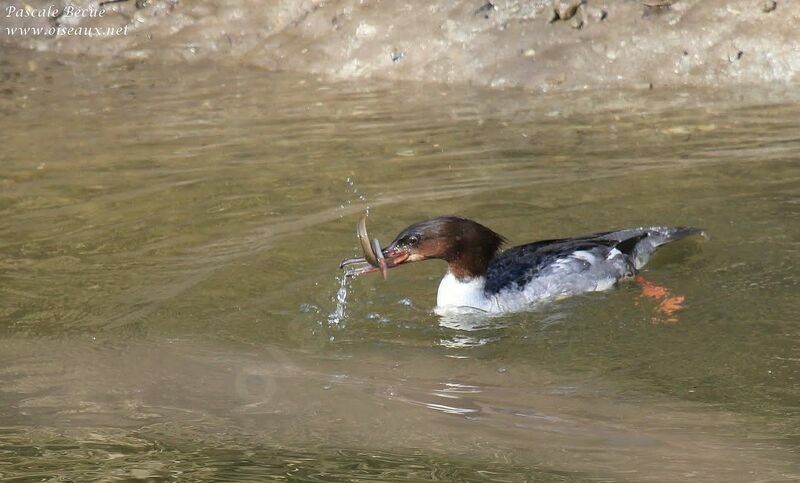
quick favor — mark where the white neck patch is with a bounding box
[436,272,490,312]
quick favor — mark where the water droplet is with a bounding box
[299,303,319,313]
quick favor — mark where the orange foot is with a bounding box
[633,276,685,323]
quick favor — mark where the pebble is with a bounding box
[475,2,495,16]
[553,0,583,21]
[728,49,744,62]
[585,6,607,21]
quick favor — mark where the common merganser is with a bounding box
[340,216,703,314]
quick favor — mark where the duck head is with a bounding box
[340,216,506,280]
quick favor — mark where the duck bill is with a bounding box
[340,248,411,278]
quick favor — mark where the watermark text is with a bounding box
[4,5,129,37]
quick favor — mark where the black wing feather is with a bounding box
[484,235,617,294]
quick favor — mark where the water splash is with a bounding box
[339,177,370,215]
[328,275,350,325]
[329,176,371,325]
[329,177,372,325]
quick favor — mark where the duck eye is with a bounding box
[406,235,420,246]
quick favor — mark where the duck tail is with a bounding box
[625,226,706,269]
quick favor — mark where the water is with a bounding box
[1,50,798,481]
[328,275,350,326]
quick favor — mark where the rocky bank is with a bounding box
[2,0,798,91]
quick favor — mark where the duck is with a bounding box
[340,216,703,314]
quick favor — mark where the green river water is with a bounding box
[0,52,798,481]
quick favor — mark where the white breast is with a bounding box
[436,272,494,313]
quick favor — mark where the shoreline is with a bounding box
[1,0,798,92]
